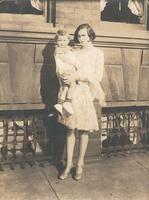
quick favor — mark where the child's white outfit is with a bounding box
[54,46,78,115]
[57,44,106,131]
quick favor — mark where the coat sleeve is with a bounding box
[89,49,106,104]
[91,49,106,104]
[95,49,104,83]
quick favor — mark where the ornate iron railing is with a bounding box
[0,110,49,169]
[101,107,149,156]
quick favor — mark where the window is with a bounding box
[101,0,145,24]
[0,0,44,15]
[0,0,56,25]
[147,0,149,29]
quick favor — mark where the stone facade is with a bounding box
[55,0,100,29]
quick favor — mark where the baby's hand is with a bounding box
[60,75,71,85]
[61,73,77,85]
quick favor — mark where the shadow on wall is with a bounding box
[40,41,67,165]
[40,41,59,108]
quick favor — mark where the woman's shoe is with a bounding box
[59,166,73,180]
[74,166,83,181]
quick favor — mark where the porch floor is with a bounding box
[0,152,149,200]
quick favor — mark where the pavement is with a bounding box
[0,152,149,200]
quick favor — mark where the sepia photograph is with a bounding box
[0,0,149,200]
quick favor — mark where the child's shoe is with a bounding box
[63,102,74,115]
[54,104,63,115]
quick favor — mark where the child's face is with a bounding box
[77,28,90,46]
[57,35,69,48]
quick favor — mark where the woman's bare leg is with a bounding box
[65,129,76,168]
[77,131,89,167]
[74,131,89,180]
[59,129,75,179]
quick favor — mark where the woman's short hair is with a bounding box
[55,29,70,41]
[74,24,96,43]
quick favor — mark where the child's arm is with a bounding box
[57,51,78,70]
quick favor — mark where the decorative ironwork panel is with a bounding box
[101,108,149,156]
[0,116,48,164]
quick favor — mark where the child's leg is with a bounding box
[65,82,76,101]
[59,85,69,102]
[63,83,76,115]
[54,85,69,114]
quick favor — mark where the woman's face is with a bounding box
[77,28,90,46]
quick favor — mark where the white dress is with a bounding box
[57,44,105,131]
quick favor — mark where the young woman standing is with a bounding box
[57,24,105,180]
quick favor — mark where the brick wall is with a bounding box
[55,0,100,29]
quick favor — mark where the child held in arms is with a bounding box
[53,29,79,116]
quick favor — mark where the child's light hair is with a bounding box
[55,29,71,41]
